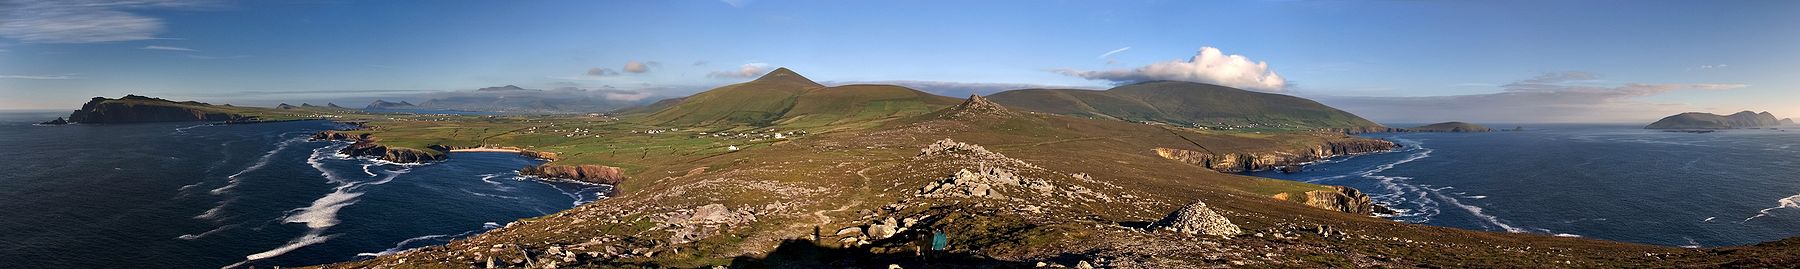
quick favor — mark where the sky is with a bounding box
[1,0,1797,123]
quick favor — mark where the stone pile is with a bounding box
[1150,200,1242,236]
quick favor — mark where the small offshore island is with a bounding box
[1646,111,1794,130]
[34,68,1800,268]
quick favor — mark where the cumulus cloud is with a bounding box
[622,60,659,73]
[142,45,196,52]
[707,63,771,78]
[0,0,217,43]
[1055,47,1287,92]
[586,67,619,77]
[0,74,76,80]
[1312,72,1747,123]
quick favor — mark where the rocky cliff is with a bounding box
[309,130,446,163]
[65,95,251,123]
[1273,186,1394,216]
[519,164,626,185]
[1153,138,1398,173]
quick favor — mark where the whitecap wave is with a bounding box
[1742,194,1800,222]
[210,136,306,195]
[234,142,413,264]
[178,223,240,240]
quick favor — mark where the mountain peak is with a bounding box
[751,67,815,84]
[938,94,1014,119]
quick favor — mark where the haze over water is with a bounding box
[1254,124,1800,247]
[0,112,606,268]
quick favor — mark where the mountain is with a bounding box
[1407,122,1494,132]
[1646,111,1784,129]
[365,100,417,109]
[63,95,254,123]
[986,81,1386,131]
[415,85,644,113]
[638,67,960,127]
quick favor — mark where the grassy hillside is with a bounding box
[633,68,961,130]
[988,81,1385,131]
[640,68,824,126]
[772,84,963,129]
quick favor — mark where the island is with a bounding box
[1646,111,1792,129]
[1405,121,1495,132]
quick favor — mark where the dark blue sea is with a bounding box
[0,111,606,268]
[1251,124,1800,247]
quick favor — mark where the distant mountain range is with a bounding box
[365,100,417,109]
[1646,111,1794,129]
[629,68,1390,132]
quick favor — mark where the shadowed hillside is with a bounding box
[988,81,1386,131]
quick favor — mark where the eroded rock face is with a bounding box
[520,164,626,185]
[1153,138,1397,173]
[1151,200,1241,236]
[1302,186,1377,215]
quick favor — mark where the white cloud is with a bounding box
[721,0,751,8]
[1055,46,1287,92]
[0,0,217,44]
[0,74,75,80]
[1312,72,1747,123]
[1698,64,1729,69]
[142,45,195,51]
[707,63,771,78]
[622,60,658,73]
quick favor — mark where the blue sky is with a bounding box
[1,0,1796,123]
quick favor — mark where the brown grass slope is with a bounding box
[315,96,1800,269]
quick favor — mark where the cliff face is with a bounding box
[66,96,249,123]
[519,164,626,185]
[309,130,446,163]
[1272,186,1393,215]
[1154,138,1398,173]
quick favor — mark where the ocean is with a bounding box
[0,111,607,268]
[1250,124,1800,247]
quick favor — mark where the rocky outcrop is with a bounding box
[277,103,299,109]
[1273,186,1392,216]
[937,95,1016,119]
[310,130,447,163]
[1150,200,1241,236]
[918,165,1053,199]
[66,95,250,124]
[657,204,756,244]
[1153,138,1397,173]
[340,142,446,163]
[39,117,68,125]
[520,164,626,185]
